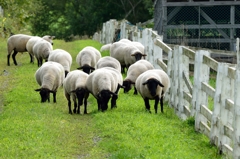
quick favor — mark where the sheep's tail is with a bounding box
[100,43,112,52]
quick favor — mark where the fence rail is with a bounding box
[93,19,240,159]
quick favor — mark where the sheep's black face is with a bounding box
[144,79,159,97]
[75,88,86,106]
[39,88,50,103]
[123,80,132,93]
[98,90,111,111]
[134,53,143,61]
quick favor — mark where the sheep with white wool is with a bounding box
[35,61,65,103]
[7,34,54,66]
[26,35,55,63]
[63,70,89,114]
[48,49,72,77]
[135,69,170,113]
[86,67,124,111]
[100,39,146,73]
[123,59,154,94]
[76,46,101,74]
[33,40,53,67]
[96,56,121,73]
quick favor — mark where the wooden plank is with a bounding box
[183,91,192,104]
[225,99,234,113]
[200,121,211,138]
[224,125,234,139]
[183,105,191,118]
[222,144,233,157]
[165,24,240,29]
[157,59,167,72]
[154,38,172,53]
[182,47,195,60]
[228,67,236,79]
[200,104,213,122]
[203,55,219,71]
[183,72,193,94]
[201,82,215,98]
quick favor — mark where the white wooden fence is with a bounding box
[93,19,240,159]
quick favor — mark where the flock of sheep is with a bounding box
[7,34,170,114]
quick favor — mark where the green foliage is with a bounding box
[0,38,223,158]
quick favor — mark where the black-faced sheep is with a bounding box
[7,34,54,66]
[26,35,55,63]
[76,46,101,74]
[48,49,72,77]
[96,56,121,73]
[123,59,154,94]
[33,40,53,67]
[86,67,124,111]
[63,70,89,114]
[135,69,170,113]
[35,61,65,103]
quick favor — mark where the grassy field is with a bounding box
[0,38,225,159]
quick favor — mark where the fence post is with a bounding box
[233,38,240,159]
[192,50,210,130]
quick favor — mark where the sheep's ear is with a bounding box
[142,81,148,85]
[49,90,56,93]
[71,90,76,93]
[51,36,55,39]
[90,66,95,71]
[143,54,147,56]
[77,67,82,70]
[35,88,41,92]
[158,81,164,87]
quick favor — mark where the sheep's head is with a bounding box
[97,90,116,111]
[77,65,95,74]
[123,80,134,93]
[35,88,56,103]
[142,78,164,97]
[131,52,146,61]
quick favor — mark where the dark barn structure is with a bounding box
[154,0,240,51]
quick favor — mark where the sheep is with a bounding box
[96,56,121,73]
[7,34,54,66]
[35,61,65,103]
[86,67,124,111]
[100,39,146,73]
[33,40,53,67]
[26,35,55,63]
[63,70,89,114]
[135,69,170,113]
[123,59,154,94]
[76,46,102,74]
[48,49,72,77]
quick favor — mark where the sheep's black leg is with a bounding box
[133,86,138,95]
[154,96,160,114]
[7,54,11,66]
[83,97,88,114]
[160,96,164,113]
[68,100,72,114]
[144,98,151,113]
[74,101,79,114]
[29,53,33,63]
[97,99,101,111]
[111,95,118,109]
[12,50,18,65]
[53,92,56,103]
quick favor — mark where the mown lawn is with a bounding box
[0,38,225,159]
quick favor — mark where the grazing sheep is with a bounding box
[96,56,121,73]
[63,70,89,114]
[33,40,53,67]
[26,35,55,63]
[48,49,72,77]
[76,46,101,74]
[86,67,124,111]
[135,69,170,113]
[123,60,154,94]
[100,39,146,73]
[7,34,54,66]
[35,61,65,103]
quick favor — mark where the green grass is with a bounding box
[0,38,225,158]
